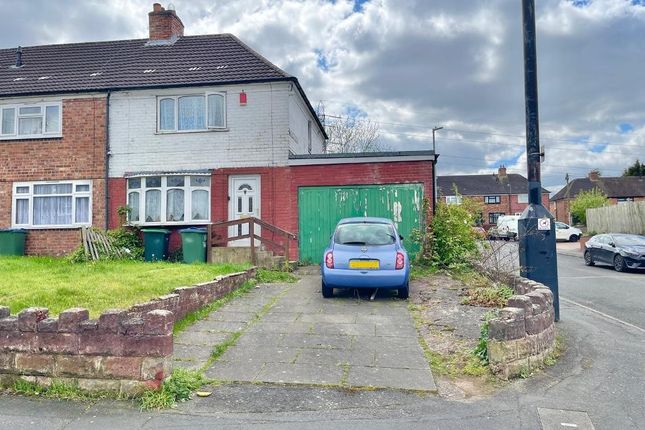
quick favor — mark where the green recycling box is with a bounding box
[141,228,171,262]
[0,229,27,256]
[179,227,207,264]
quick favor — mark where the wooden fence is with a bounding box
[586,202,645,234]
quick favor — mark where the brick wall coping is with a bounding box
[0,267,257,394]
[481,269,557,379]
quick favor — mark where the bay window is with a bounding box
[1,102,62,139]
[158,92,226,132]
[12,181,92,228]
[127,175,210,225]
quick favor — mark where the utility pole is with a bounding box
[432,126,443,215]
[519,0,559,320]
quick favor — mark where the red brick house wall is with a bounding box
[108,160,434,260]
[552,196,645,225]
[456,193,550,228]
[0,97,107,255]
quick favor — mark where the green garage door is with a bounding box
[298,184,424,263]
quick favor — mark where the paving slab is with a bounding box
[200,274,436,392]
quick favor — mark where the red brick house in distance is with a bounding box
[437,166,550,229]
[550,170,645,224]
[0,3,435,260]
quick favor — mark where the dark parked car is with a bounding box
[584,233,645,272]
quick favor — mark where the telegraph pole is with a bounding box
[431,126,443,215]
[519,0,559,320]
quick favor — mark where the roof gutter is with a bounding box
[1,76,329,140]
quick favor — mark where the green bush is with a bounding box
[570,188,609,225]
[429,196,481,269]
[107,227,144,260]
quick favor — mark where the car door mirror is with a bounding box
[399,234,404,241]
[609,242,615,247]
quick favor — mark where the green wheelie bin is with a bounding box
[0,229,28,256]
[179,227,207,263]
[141,228,171,262]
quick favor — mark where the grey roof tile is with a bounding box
[551,176,645,200]
[438,173,549,196]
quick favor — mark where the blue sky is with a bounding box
[0,0,644,191]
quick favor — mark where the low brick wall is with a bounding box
[0,268,256,394]
[486,275,556,379]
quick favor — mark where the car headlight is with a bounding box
[623,248,640,258]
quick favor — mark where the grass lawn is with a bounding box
[0,256,250,318]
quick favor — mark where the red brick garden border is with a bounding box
[0,268,256,394]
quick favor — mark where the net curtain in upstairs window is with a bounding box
[208,94,225,128]
[159,98,175,131]
[178,96,205,130]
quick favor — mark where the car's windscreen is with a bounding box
[614,235,645,246]
[334,223,396,246]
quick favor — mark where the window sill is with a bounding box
[127,221,211,227]
[11,225,88,230]
[0,134,63,141]
[155,128,229,135]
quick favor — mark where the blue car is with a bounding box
[321,217,410,299]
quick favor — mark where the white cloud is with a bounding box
[1,0,644,187]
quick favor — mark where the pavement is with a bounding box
[177,271,436,392]
[556,241,583,258]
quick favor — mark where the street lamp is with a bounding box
[432,126,443,215]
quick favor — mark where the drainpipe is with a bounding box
[104,90,111,231]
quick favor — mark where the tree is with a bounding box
[623,159,645,177]
[324,116,388,153]
[570,188,609,225]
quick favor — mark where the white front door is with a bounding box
[228,175,260,247]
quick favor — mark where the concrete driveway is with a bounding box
[173,270,436,392]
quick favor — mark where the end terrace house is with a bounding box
[0,3,326,255]
[1,3,436,259]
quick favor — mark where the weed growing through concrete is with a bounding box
[139,368,204,410]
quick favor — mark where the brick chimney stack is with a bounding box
[588,169,600,181]
[148,3,184,41]
[498,165,507,179]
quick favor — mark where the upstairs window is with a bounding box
[445,195,462,205]
[484,195,501,204]
[158,93,226,132]
[1,102,62,139]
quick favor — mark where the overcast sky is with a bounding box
[1,0,644,191]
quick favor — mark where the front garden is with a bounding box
[0,256,249,317]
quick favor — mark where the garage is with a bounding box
[297,183,424,263]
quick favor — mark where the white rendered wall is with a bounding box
[108,82,292,177]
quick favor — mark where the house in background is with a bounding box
[550,170,645,224]
[0,3,435,260]
[437,166,550,229]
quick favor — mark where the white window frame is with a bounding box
[517,193,529,204]
[126,175,211,226]
[0,101,62,140]
[11,180,92,229]
[445,195,462,205]
[484,195,501,204]
[157,92,227,133]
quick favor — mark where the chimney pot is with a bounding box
[498,165,507,178]
[149,3,184,41]
[588,170,600,181]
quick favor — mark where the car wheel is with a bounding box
[321,281,334,298]
[397,283,409,299]
[614,255,627,272]
[584,250,594,266]
[569,234,579,242]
